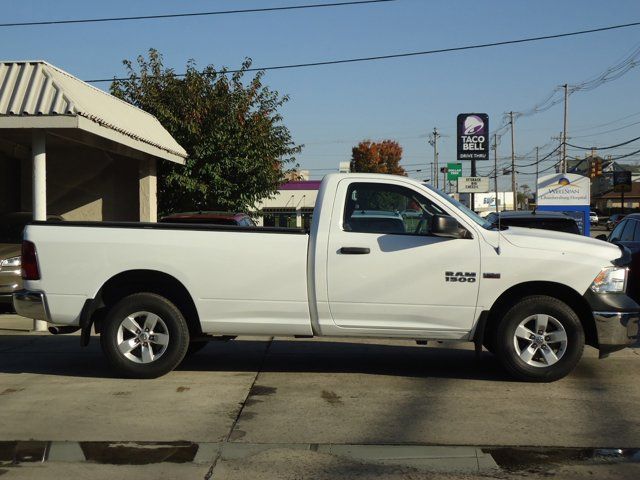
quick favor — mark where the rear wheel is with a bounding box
[495,295,584,382]
[100,293,189,378]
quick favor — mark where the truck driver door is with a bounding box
[326,179,480,334]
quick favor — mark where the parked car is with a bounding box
[485,210,580,235]
[606,214,625,231]
[160,212,256,227]
[13,174,639,381]
[596,213,640,304]
[590,211,599,226]
[0,212,62,312]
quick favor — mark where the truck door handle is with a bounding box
[340,247,370,255]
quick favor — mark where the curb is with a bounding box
[0,441,498,472]
[2,441,638,473]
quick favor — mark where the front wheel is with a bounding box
[100,293,190,378]
[495,295,584,382]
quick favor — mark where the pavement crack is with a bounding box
[203,337,274,480]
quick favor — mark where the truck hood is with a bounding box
[500,227,622,263]
[0,244,20,261]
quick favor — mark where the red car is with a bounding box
[160,212,256,227]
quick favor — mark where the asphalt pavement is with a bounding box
[0,314,639,479]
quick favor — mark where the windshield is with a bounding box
[421,183,492,229]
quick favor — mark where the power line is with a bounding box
[566,134,640,150]
[515,143,562,167]
[610,147,640,161]
[570,119,640,138]
[85,20,640,83]
[570,110,640,133]
[491,42,640,139]
[0,0,395,28]
[526,160,560,175]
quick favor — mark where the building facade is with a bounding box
[0,61,187,222]
[256,180,321,228]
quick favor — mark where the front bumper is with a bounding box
[593,311,639,355]
[585,290,640,355]
[12,290,50,322]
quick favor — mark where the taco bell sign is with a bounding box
[457,113,489,160]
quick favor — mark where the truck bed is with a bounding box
[24,221,313,336]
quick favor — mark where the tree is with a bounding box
[350,140,406,175]
[517,184,533,209]
[110,49,301,215]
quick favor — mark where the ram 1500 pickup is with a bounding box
[13,174,640,381]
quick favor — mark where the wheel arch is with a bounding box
[484,281,597,349]
[82,269,202,345]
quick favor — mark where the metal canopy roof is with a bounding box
[0,61,187,164]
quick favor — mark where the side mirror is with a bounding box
[595,234,608,241]
[431,214,460,238]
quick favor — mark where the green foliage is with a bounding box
[110,49,301,215]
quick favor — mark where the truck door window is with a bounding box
[343,182,447,235]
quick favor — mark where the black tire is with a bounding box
[495,295,584,382]
[100,292,190,379]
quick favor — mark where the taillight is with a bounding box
[21,241,40,280]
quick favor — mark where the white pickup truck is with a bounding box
[13,173,639,381]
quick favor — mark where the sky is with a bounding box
[3,0,640,191]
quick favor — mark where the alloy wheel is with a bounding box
[116,311,170,364]
[513,314,568,367]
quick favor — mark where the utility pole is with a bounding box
[471,152,477,212]
[493,133,499,212]
[429,128,440,189]
[509,111,517,210]
[551,133,563,173]
[424,162,433,184]
[535,146,539,205]
[562,84,569,174]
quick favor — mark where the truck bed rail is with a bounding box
[29,220,308,235]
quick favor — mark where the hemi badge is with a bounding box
[483,273,501,279]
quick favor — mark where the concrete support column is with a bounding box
[31,130,48,332]
[32,131,47,221]
[295,209,302,228]
[139,158,157,222]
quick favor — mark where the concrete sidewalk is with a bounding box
[1,314,639,479]
[0,314,35,333]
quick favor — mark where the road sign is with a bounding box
[458,176,490,193]
[613,171,632,193]
[537,173,591,236]
[447,163,462,181]
[537,173,590,206]
[457,113,489,161]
